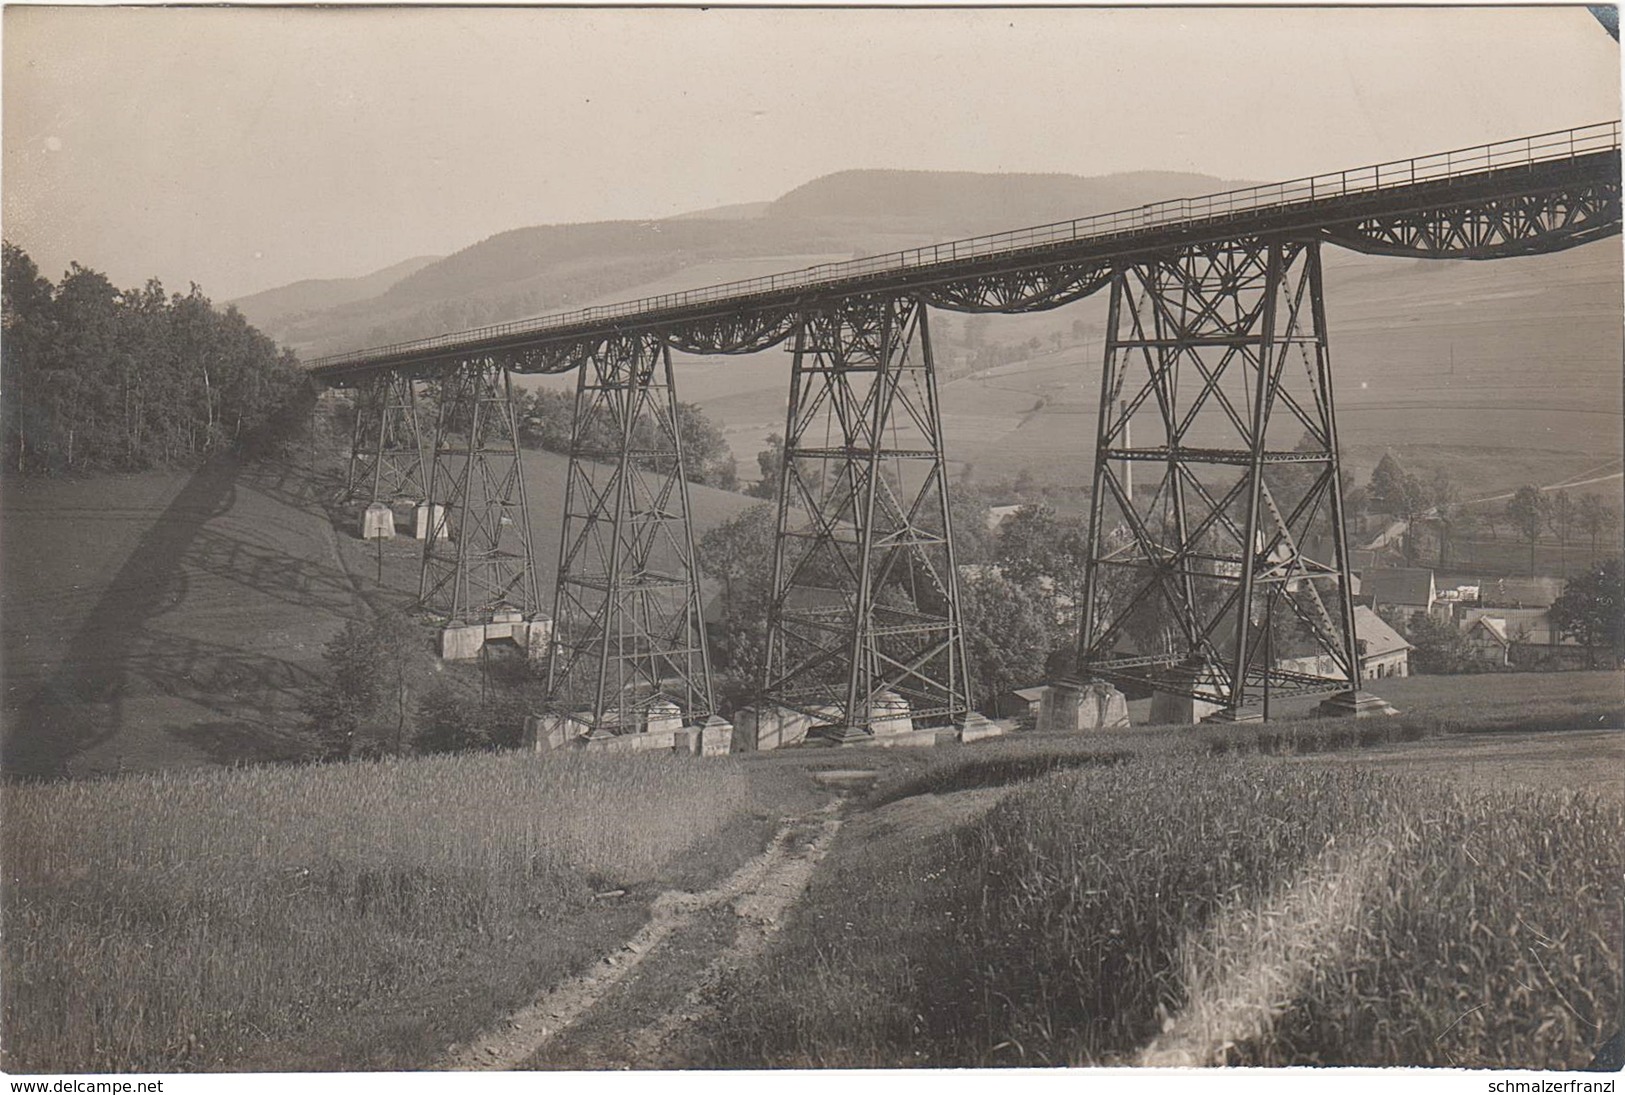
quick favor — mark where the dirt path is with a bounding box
[437,798,846,1071]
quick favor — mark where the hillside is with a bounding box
[229,253,441,331]
[766,167,1247,230]
[250,167,1249,357]
[250,163,1621,523]
[0,450,756,780]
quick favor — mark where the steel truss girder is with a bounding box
[1322,179,1622,259]
[763,294,970,734]
[925,260,1115,313]
[1077,238,1364,717]
[343,373,429,505]
[545,333,714,734]
[662,310,800,356]
[418,359,541,623]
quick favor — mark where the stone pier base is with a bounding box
[1149,664,1225,725]
[414,502,449,541]
[1315,690,1399,718]
[1199,707,1264,725]
[958,712,1007,743]
[524,712,592,751]
[1039,679,1130,733]
[360,502,395,540]
[438,613,551,661]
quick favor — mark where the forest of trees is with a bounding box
[516,386,738,489]
[2,242,312,475]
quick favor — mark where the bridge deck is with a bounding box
[309,121,1620,380]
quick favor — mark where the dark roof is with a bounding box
[1477,576,1564,608]
[1367,568,1435,608]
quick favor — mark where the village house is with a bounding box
[1365,567,1437,624]
[1276,605,1413,681]
[1477,576,1564,609]
[1463,615,1513,667]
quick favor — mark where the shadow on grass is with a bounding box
[1,457,364,780]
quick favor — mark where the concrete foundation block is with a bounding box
[361,502,395,540]
[584,728,679,754]
[1315,690,1399,718]
[524,712,588,751]
[738,705,813,751]
[438,621,485,661]
[414,502,450,541]
[871,727,940,749]
[1038,680,1131,733]
[645,700,684,737]
[959,712,1007,743]
[868,691,914,736]
[700,715,733,757]
[515,616,553,659]
[1149,665,1224,725]
[484,608,523,642]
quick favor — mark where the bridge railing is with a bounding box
[309,121,1620,371]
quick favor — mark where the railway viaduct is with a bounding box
[309,121,1621,742]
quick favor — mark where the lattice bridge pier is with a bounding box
[310,120,1620,735]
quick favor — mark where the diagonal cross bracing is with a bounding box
[763,296,969,736]
[418,360,541,623]
[344,373,429,505]
[1077,239,1366,716]
[546,334,713,735]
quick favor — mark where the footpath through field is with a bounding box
[440,797,846,1070]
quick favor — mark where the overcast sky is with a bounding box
[3,5,1618,301]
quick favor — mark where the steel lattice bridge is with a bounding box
[312,121,1621,738]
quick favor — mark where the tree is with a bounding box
[415,684,528,754]
[1548,489,1577,577]
[959,570,1056,714]
[1505,485,1548,578]
[672,400,737,489]
[1367,452,1429,560]
[1367,453,1412,514]
[303,609,424,759]
[1549,557,1625,667]
[993,504,1089,613]
[1,242,309,475]
[748,434,785,499]
[1429,471,1460,569]
[697,504,779,688]
[1577,493,1619,563]
[1406,613,1478,675]
[518,388,736,489]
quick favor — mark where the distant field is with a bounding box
[0,450,755,780]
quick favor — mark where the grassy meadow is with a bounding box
[700,755,1621,1069]
[1,749,760,1073]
